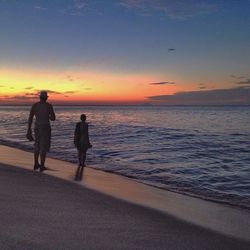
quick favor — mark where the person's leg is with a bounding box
[81,150,87,166]
[34,151,40,170]
[39,125,50,172]
[78,150,83,166]
[40,151,47,172]
[74,165,81,181]
[79,165,84,179]
[40,151,47,167]
[34,126,40,170]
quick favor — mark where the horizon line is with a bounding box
[0,104,250,107]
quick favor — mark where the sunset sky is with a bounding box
[0,0,250,105]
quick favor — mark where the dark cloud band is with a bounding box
[148,86,250,105]
[149,81,176,85]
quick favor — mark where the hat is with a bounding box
[39,91,48,99]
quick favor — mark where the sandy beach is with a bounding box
[0,145,250,250]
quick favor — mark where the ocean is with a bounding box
[0,105,250,209]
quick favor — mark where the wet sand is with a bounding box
[0,145,249,249]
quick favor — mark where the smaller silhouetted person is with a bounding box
[74,114,92,174]
[26,91,56,172]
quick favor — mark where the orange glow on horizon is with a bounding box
[0,67,180,104]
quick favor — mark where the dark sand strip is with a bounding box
[0,163,249,250]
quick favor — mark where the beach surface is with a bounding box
[0,145,249,249]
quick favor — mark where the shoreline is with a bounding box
[1,144,250,243]
[1,139,249,211]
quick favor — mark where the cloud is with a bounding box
[4,93,38,100]
[65,75,75,82]
[149,81,176,85]
[46,90,64,95]
[74,0,87,10]
[43,90,77,95]
[231,74,246,79]
[235,79,250,85]
[14,96,37,100]
[59,0,88,16]
[64,91,77,94]
[198,83,207,89]
[119,0,217,19]
[148,86,250,105]
[29,89,69,96]
[24,86,34,90]
[41,90,63,95]
[33,6,48,11]
[1,89,76,101]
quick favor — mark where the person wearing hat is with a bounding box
[26,90,56,171]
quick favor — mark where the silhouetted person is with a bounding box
[74,114,92,173]
[26,91,56,172]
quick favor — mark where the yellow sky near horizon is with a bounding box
[0,67,182,104]
[0,65,237,105]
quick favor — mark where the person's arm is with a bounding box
[27,104,35,132]
[26,105,35,141]
[86,124,92,148]
[49,104,56,121]
[74,123,79,147]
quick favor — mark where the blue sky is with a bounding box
[0,0,250,104]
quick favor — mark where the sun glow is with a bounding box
[0,67,178,104]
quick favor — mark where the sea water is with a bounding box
[0,105,249,209]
